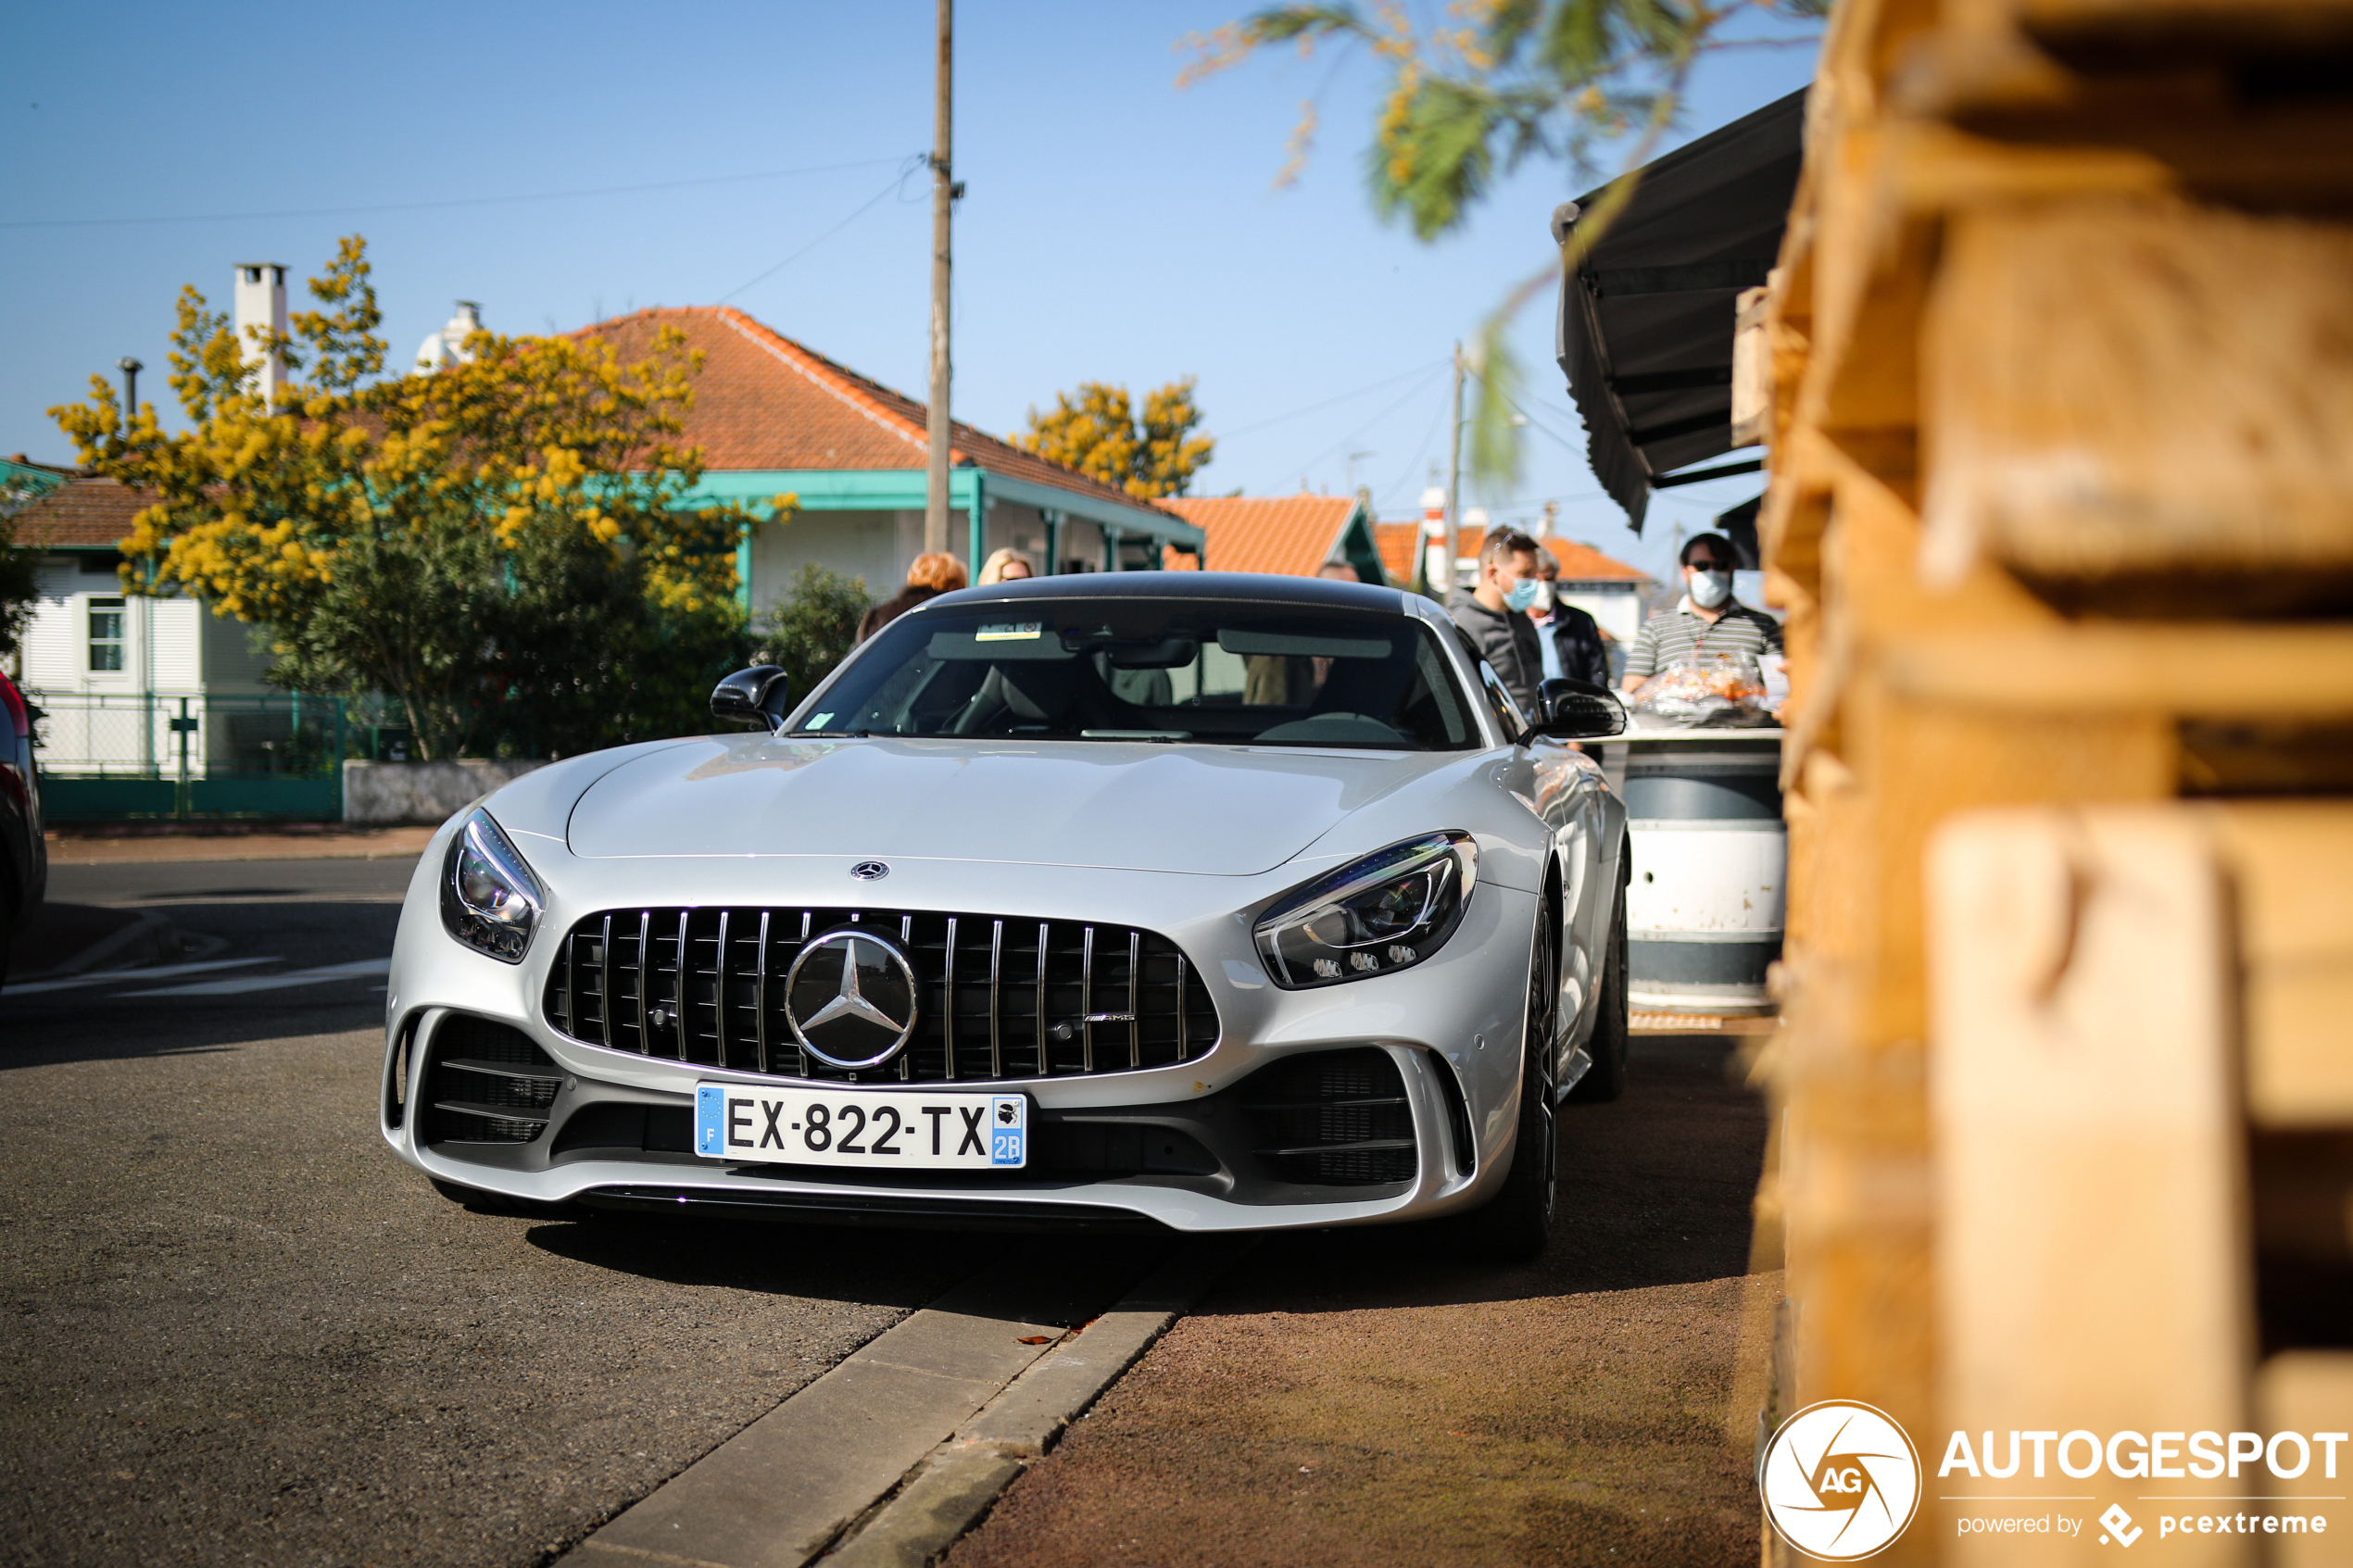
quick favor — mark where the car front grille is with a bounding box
[542,907,1220,1083]
[424,1016,562,1144]
[1242,1047,1417,1185]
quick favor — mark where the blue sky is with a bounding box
[2,2,1818,583]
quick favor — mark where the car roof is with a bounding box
[924,571,1416,614]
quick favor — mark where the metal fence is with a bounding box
[28,691,347,822]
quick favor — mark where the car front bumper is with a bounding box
[381,817,1542,1234]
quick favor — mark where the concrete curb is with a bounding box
[813,1240,1249,1568]
[9,908,182,985]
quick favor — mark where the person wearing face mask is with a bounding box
[1530,549,1613,690]
[1620,531,1782,696]
[1446,526,1548,714]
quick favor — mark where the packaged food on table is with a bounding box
[1632,652,1774,728]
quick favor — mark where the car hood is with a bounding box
[562,735,1454,875]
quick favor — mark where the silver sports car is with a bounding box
[380,572,1629,1259]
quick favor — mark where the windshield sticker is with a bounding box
[975,621,1043,642]
[808,712,833,728]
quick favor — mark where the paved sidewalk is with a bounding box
[948,1032,1777,1568]
[44,825,437,864]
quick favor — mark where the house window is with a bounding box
[88,597,126,671]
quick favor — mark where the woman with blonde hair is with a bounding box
[977,547,1036,586]
[856,551,970,642]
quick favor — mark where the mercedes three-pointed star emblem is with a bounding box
[783,929,920,1069]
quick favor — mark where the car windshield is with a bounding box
[794,599,1480,750]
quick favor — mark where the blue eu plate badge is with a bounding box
[988,1094,1026,1167]
[696,1085,726,1156]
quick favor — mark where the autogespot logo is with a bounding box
[1761,1401,1923,1561]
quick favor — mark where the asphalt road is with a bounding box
[0,857,999,1568]
[1,856,1777,1567]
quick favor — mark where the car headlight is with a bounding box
[1253,831,1478,988]
[441,809,544,963]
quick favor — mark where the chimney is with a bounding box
[1460,507,1490,582]
[1419,485,1451,595]
[233,264,289,403]
[416,301,485,373]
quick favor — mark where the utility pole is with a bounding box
[1444,340,1465,577]
[924,0,955,556]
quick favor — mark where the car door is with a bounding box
[1473,661,1610,1065]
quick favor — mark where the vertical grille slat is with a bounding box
[634,910,652,1054]
[714,909,733,1067]
[1080,925,1097,1073]
[988,919,1003,1079]
[599,913,615,1048]
[673,909,691,1060]
[795,911,813,1077]
[753,909,772,1075]
[1126,931,1141,1069]
[545,905,1219,1085]
[942,915,959,1082]
[1039,921,1059,1081]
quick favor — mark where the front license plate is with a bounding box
[694,1085,1027,1170]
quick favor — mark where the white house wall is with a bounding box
[747,500,1148,611]
[748,508,917,610]
[19,559,263,696]
[1559,584,1645,644]
[197,602,276,692]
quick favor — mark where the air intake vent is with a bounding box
[542,907,1219,1084]
[1243,1047,1417,1186]
[422,1016,561,1145]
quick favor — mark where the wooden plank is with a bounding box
[1881,626,2353,718]
[2256,1352,2353,1568]
[2207,805,2353,1127]
[1920,200,2353,593]
[1930,807,2253,1565]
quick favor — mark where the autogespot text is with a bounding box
[1939,1429,2347,1481]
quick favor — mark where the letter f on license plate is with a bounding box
[694,1085,1027,1170]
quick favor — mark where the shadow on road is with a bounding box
[947,1033,1780,1568]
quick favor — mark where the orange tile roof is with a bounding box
[1154,495,1365,577]
[581,307,1177,518]
[1374,522,1651,585]
[10,475,148,549]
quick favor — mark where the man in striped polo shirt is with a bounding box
[1621,531,1782,695]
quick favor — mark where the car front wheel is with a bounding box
[1466,911,1558,1262]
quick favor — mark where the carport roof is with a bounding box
[1555,88,1805,531]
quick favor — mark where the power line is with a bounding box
[719,160,927,303]
[0,156,919,230]
[1216,358,1452,440]
[1293,362,1450,479]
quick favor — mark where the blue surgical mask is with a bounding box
[1504,578,1542,612]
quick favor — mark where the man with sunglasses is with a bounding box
[1620,531,1782,697]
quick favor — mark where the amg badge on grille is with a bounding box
[783,929,920,1069]
[849,860,889,881]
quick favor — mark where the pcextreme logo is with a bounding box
[1760,1400,1924,1561]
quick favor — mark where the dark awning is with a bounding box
[1554,89,1806,532]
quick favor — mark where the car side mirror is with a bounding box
[1528,677,1627,741]
[711,665,793,732]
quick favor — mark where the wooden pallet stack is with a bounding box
[1754,0,2353,1561]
